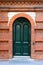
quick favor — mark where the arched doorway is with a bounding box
[9,13,35,58]
[13,17,31,56]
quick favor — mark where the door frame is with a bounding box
[9,13,35,59]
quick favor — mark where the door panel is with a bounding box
[23,24,29,41]
[23,46,29,55]
[15,24,21,41]
[14,46,21,55]
[13,17,31,56]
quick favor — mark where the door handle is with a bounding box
[33,42,34,45]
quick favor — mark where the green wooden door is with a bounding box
[13,17,31,56]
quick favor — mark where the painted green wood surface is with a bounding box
[13,17,31,56]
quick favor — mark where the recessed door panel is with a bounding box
[23,24,29,41]
[15,25,21,41]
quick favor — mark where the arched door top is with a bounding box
[9,13,35,30]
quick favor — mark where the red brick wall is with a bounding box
[34,12,43,59]
[0,12,9,59]
[0,12,43,60]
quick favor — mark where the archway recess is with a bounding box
[9,13,35,58]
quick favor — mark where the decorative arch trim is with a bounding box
[9,13,35,30]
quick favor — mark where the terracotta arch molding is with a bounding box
[9,13,35,59]
[9,13,35,29]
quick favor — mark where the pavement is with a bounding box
[0,56,43,65]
